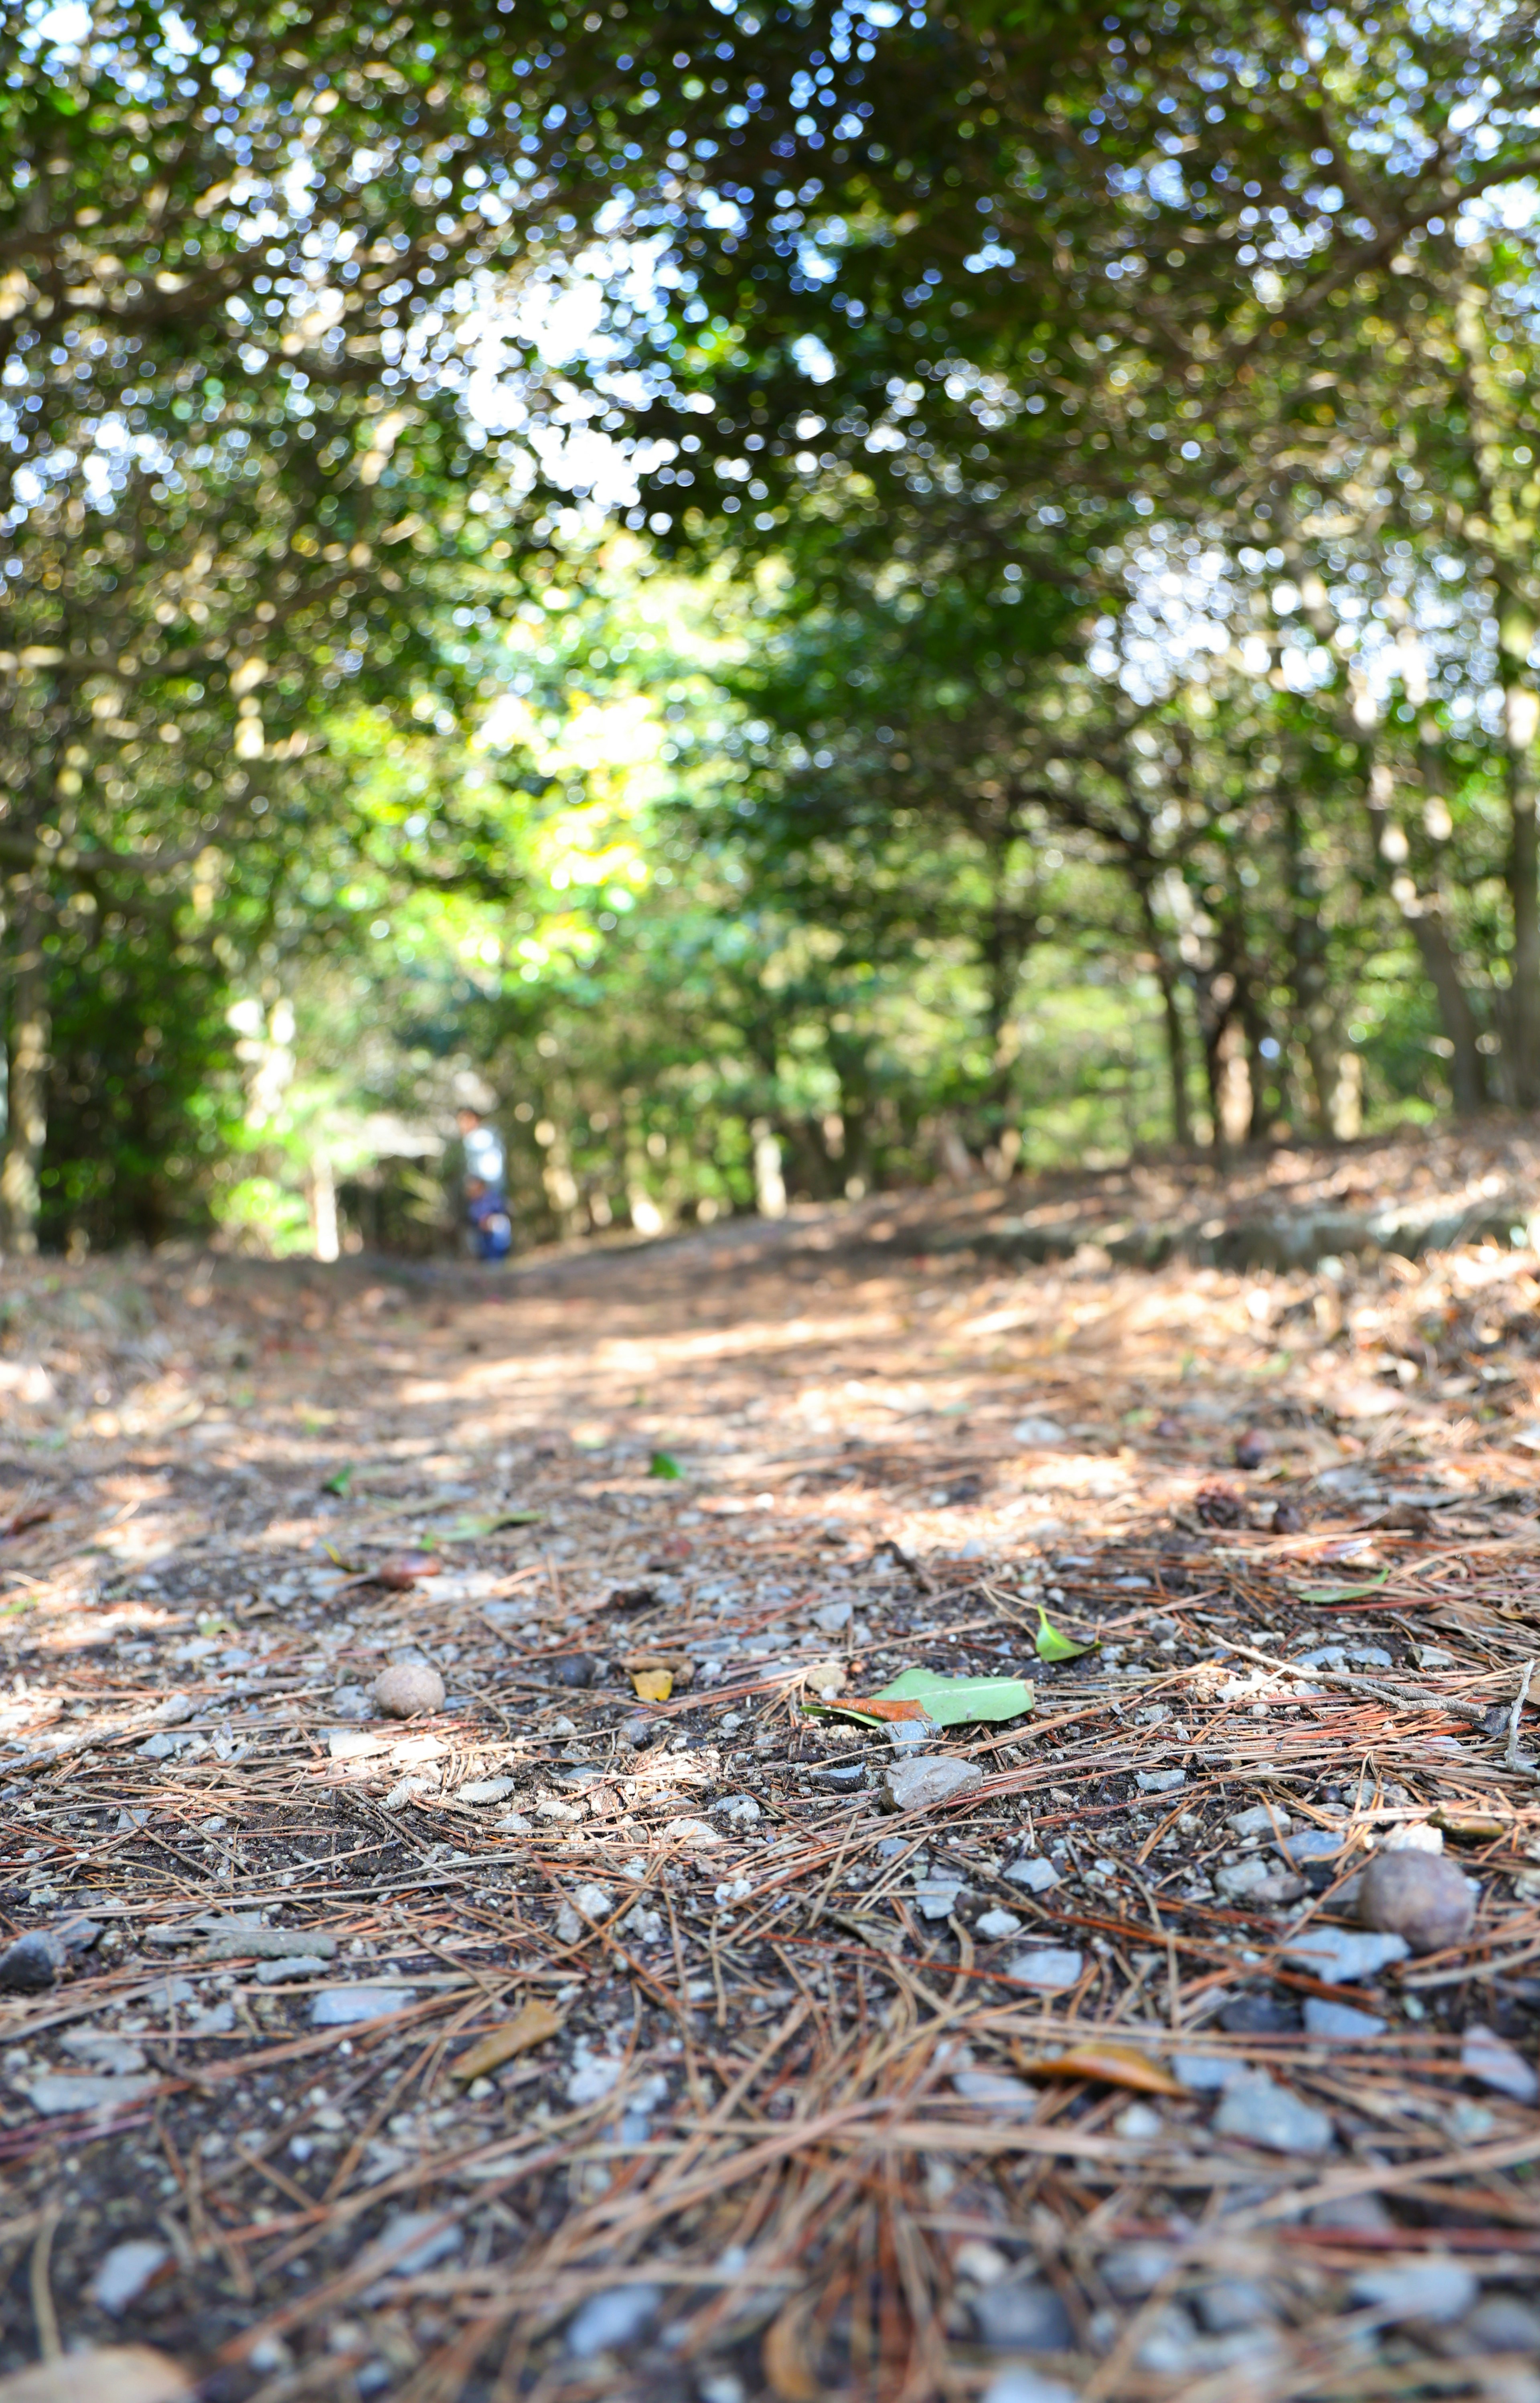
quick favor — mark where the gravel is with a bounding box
[973,2276,1075,2350]
[1281,1925,1410,1985]
[90,2239,172,2315]
[565,2282,664,2358]
[1358,1850,1476,1954]
[1351,2259,1480,2324]
[881,1756,985,1812]
[1214,2072,1335,2155]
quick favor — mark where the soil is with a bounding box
[2,1131,1540,2402]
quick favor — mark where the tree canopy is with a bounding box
[3,0,1538,1254]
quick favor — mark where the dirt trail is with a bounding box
[2,1161,1540,2401]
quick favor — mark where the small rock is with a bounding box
[1215,2072,1334,2156]
[952,2071,1040,2120]
[884,1718,932,1755]
[622,1715,663,1748]
[359,2210,464,2287]
[1194,2278,1275,2334]
[1306,2191,1394,2235]
[1113,2101,1164,2140]
[881,1757,985,1813]
[810,1762,864,1789]
[204,1927,338,1961]
[1174,2053,1244,2091]
[23,2073,160,2115]
[0,1930,66,1992]
[154,1693,195,1726]
[1004,1946,1084,1991]
[1380,1820,1443,1854]
[188,2002,236,2036]
[328,1686,375,1721]
[1228,1805,1292,1839]
[550,1654,596,1688]
[1135,1769,1186,1794]
[710,1794,762,1824]
[1135,2303,1205,2373]
[1012,1417,1066,1445]
[1279,1828,1348,1865]
[1459,2294,1540,2352]
[1004,1855,1060,1894]
[371,1662,446,1719]
[914,1876,965,1920]
[1100,2242,1173,2299]
[59,2034,149,2073]
[565,2051,624,2106]
[1304,1997,1386,2041]
[91,2238,171,2316]
[954,2239,1012,2285]
[456,1777,517,1806]
[1214,1858,1304,1905]
[555,1883,613,1944]
[1219,1993,1301,2035]
[973,2277,1074,2351]
[1461,2023,1539,2104]
[1282,1925,1409,1985]
[1234,1427,1268,1470]
[976,1908,1024,1940]
[309,1987,416,2027]
[255,1954,329,1983]
[565,2281,662,2358]
[1351,2259,1478,2324]
[812,1600,853,1632]
[1358,1850,1475,1954]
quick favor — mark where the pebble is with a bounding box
[1351,2259,1479,2324]
[565,2281,663,2358]
[1214,1858,1303,1904]
[1135,1769,1185,1793]
[1100,2242,1174,2298]
[810,1762,865,1789]
[23,2073,160,2115]
[371,1662,446,1719]
[1194,2278,1276,2333]
[555,1884,612,1943]
[1003,1947,1084,1991]
[812,1600,853,1632]
[973,2276,1074,2351]
[1174,2054,1244,2091]
[456,1777,517,1806]
[1214,2072,1335,2155]
[255,1954,329,1983]
[0,1930,66,1992]
[1228,1805,1292,1839]
[549,1654,597,1688]
[1460,2294,1540,2352]
[1113,2102,1164,2140]
[914,1876,965,1920]
[309,1987,416,2027]
[204,1927,338,1961]
[1004,1855,1060,1894]
[952,2070,1041,2119]
[1358,1849,1475,1954]
[1282,1926,1409,1985]
[359,2210,464,2287]
[1304,1997,1386,2041]
[881,1757,985,1813]
[1219,1993,1300,2035]
[622,1715,664,1748]
[975,1908,1024,1940]
[59,2033,149,2073]
[328,1686,375,1721]
[1279,1828,1348,1864]
[1461,2023,1539,2104]
[1012,1417,1066,1444]
[91,2238,171,2316]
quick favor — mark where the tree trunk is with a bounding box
[1365,761,1487,1114]
[1505,670,1540,1105]
[1,884,50,1256]
[1137,882,1193,1148]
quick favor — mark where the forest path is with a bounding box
[1,1165,1539,2400]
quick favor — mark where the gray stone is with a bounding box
[255,1954,330,1983]
[188,2002,236,2036]
[1351,2259,1478,2324]
[1135,1769,1186,1793]
[980,2373,1080,2403]
[328,1685,375,1721]
[59,2033,149,2073]
[1005,1855,1060,1893]
[1214,1858,1304,1905]
[1358,1849,1475,1954]
[1214,2072,1335,2155]
[1174,2054,1244,2091]
[359,2210,464,2287]
[1305,2191,1394,2235]
[973,2276,1074,2352]
[975,1908,1024,1940]
[1194,2279,1276,2334]
[204,1926,338,1961]
[0,1930,65,1991]
[1228,1805,1292,1839]
[1459,2294,1540,2352]
[1135,2304,1204,2374]
[1099,2242,1174,2299]
[812,1600,853,1633]
[811,1762,865,1789]
[309,1986,416,2027]
[565,2281,663,2358]
[373,1662,445,1719]
[1461,2023,1539,2104]
[90,2237,171,2316]
[881,1756,985,1813]
[23,2073,159,2115]
[1282,1925,1409,1985]
[884,1718,934,1756]
[1304,1997,1386,2041]
[456,1776,517,1804]
[1280,1828,1349,1864]
[914,1876,965,1920]
[952,2070,1041,2119]
[1004,1947,1084,1991]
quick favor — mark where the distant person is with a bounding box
[456,1107,512,1261]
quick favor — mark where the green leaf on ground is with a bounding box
[1292,1573,1390,1601]
[321,1464,352,1497]
[869,1666,1035,1725]
[648,1450,683,1479]
[1035,1606,1098,1662]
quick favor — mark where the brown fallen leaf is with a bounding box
[0,1503,53,1540]
[829,1695,931,1722]
[449,1996,563,2082]
[373,1550,444,1587]
[763,2292,822,2403]
[1021,2042,1185,2098]
[632,1667,673,1702]
[0,2348,193,2403]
